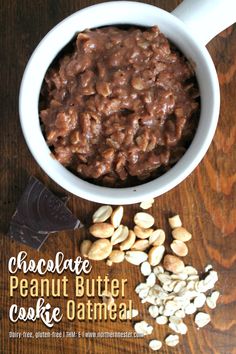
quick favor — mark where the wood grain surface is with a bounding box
[0,1,235,353]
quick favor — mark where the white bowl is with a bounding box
[19,1,221,205]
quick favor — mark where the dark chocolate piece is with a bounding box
[8,176,82,249]
[8,222,50,250]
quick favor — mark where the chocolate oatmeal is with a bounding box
[40,26,200,187]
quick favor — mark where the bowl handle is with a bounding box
[172,0,236,45]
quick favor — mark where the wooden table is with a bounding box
[0,1,235,353]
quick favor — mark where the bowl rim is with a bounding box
[19,1,220,204]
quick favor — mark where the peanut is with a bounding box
[134,212,155,229]
[134,225,153,239]
[149,229,165,246]
[87,239,112,260]
[140,199,154,210]
[125,251,148,265]
[111,225,129,245]
[111,206,124,228]
[163,254,185,274]
[170,240,188,257]
[80,240,92,257]
[108,250,125,263]
[168,215,182,229]
[120,230,136,251]
[172,227,192,242]
[89,223,114,238]
[131,239,149,251]
[148,245,165,266]
[92,205,113,223]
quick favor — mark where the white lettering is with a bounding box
[9,298,62,328]
[8,252,92,275]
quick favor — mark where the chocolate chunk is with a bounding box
[8,176,82,249]
[8,222,50,250]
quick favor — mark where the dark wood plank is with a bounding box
[0,1,235,353]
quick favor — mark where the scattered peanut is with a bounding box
[163,254,185,273]
[111,206,124,228]
[148,245,165,266]
[140,199,154,210]
[80,240,92,257]
[134,225,154,239]
[111,225,129,245]
[134,212,155,229]
[125,251,148,265]
[172,227,192,242]
[108,250,125,263]
[149,229,165,246]
[140,261,152,276]
[87,239,112,260]
[131,239,149,251]
[92,205,113,223]
[170,240,188,257]
[89,223,114,238]
[120,230,136,251]
[168,215,182,229]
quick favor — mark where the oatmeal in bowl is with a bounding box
[40,26,200,188]
[19,1,220,204]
